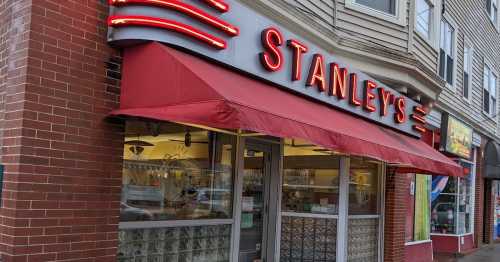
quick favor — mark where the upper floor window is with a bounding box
[487,0,499,26]
[463,44,473,100]
[416,0,432,39]
[439,19,456,86]
[355,0,396,15]
[483,65,497,117]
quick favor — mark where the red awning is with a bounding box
[111,42,462,177]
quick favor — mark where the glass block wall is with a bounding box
[117,224,231,262]
[280,216,337,261]
[347,218,379,262]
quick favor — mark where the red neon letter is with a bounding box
[329,63,348,99]
[259,28,284,72]
[377,88,391,117]
[394,97,406,124]
[363,80,377,112]
[306,54,326,92]
[349,73,362,106]
[287,39,308,81]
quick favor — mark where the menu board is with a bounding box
[441,113,473,159]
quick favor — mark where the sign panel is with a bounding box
[107,0,426,137]
[440,113,473,159]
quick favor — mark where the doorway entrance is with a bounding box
[236,139,280,262]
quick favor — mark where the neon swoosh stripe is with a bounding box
[201,0,229,12]
[109,0,238,36]
[108,15,227,49]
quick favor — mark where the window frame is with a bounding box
[483,61,498,119]
[438,15,458,90]
[430,152,476,236]
[345,0,407,25]
[462,39,473,102]
[414,0,440,49]
[487,0,499,30]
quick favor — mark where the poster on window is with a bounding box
[414,174,431,241]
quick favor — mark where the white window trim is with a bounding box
[345,0,407,26]
[414,0,440,49]
[487,0,500,31]
[483,60,498,120]
[439,13,458,90]
[462,38,474,103]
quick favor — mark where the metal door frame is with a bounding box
[230,137,281,262]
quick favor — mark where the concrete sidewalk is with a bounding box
[435,244,500,262]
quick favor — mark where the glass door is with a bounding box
[238,144,271,262]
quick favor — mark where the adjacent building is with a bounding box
[0,0,499,261]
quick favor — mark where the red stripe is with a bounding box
[109,0,238,36]
[108,15,227,49]
[201,0,229,12]
[413,125,426,133]
[411,114,426,124]
[413,106,427,115]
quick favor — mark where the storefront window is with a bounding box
[431,160,475,235]
[118,120,235,261]
[121,121,235,221]
[280,139,339,261]
[405,174,431,242]
[348,157,381,262]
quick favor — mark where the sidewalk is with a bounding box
[434,244,500,262]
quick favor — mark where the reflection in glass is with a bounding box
[239,148,266,262]
[121,121,235,221]
[349,157,380,215]
[431,161,474,235]
[348,157,381,262]
[282,139,340,215]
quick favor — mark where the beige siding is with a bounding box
[437,0,499,136]
[289,0,335,31]
[335,1,408,52]
[412,34,438,72]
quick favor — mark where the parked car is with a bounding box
[120,202,153,221]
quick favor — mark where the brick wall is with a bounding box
[0,0,123,261]
[384,168,407,262]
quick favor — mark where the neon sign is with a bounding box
[107,0,427,137]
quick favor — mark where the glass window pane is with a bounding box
[457,161,474,234]
[431,193,457,234]
[463,72,469,99]
[491,74,497,96]
[121,121,235,222]
[355,0,396,15]
[282,139,340,215]
[485,89,491,113]
[446,24,454,55]
[463,47,469,73]
[349,157,380,215]
[416,0,431,38]
[281,138,339,261]
[440,20,446,49]
[446,56,454,85]
[492,98,497,115]
[439,49,446,79]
